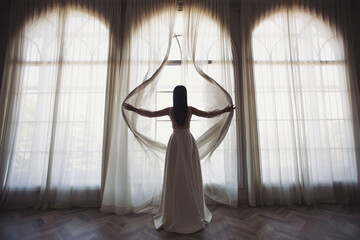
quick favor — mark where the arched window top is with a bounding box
[132,10,230,64]
[23,9,109,62]
[252,11,344,62]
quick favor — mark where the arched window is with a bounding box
[9,9,109,189]
[155,12,236,186]
[155,12,234,142]
[123,8,236,202]
[252,11,357,185]
[156,11,237,188]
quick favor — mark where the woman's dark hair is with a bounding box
[173,85,188,125]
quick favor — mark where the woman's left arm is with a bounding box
[191,105,235,118]
[123,103,169,118]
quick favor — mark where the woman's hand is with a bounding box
[123,102,135,111]
[222,104,235,113]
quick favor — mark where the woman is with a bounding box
[123,85,234,234]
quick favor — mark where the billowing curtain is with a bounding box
[101,0,178,214]
[0,0,122,208]
[102,0,238,213]
[238,0,360,206]
[182,0,238,206]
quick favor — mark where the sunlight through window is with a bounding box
[252,11,357,185]
[11,10,109,188]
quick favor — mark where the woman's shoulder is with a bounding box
[188,106,198,114]
[188,106,193,113]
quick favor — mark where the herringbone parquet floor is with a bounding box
[1,204,360,240]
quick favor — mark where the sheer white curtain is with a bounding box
[0,0,120,208]
[238,0,360,205]
[183,0,238,206]
[101,0,178,214]
[102,0,238,213]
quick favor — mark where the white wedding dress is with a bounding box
[154,107,212,234]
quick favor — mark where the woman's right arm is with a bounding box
[123,103,169,118]
[191,105,235,118]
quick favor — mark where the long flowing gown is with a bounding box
[154,107,212,234]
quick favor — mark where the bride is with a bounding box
[123,85,234,234]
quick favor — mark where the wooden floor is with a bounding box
[1,204,360,240]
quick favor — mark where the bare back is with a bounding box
[169,107,192,129]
